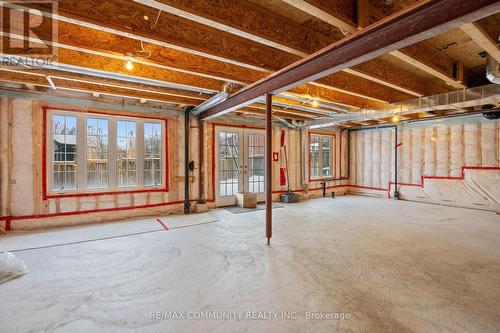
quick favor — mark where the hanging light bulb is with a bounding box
[391,115,400,123]
[125,58,134,71]
[311,98,319,107]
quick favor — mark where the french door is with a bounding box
[215,127,266,206]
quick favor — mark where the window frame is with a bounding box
[308,132,336,182]
[44,107,168,199]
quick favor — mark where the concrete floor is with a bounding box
[1,196,500,333]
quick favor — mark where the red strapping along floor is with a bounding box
[156,218,169,230]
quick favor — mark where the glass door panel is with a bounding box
[215,127,265,206]
[216,129,243,206]
[219,132,241,196]
[246,133,265,194]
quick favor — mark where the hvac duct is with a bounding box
[307,84,500,128]
[191,82,235,116]
[486,55,500,84]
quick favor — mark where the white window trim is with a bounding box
[46,109,166,196]
[309,133,334,180]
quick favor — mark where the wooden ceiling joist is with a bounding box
[282,0,357,34]
[2,36,223,93]
[134,0,435,98]
[0,69,205,106]
[199,0,499,120]
[248,104,319,119]
[237,108,309,121]
[283,0,474,88]
[11,17,264,85]
[289,85,383,109]
[24,0,296,72]
[135,0,326,57]
[0,67,212,100]
[19,0,417,105]
[17,16,398,105]
[461,22,500,63]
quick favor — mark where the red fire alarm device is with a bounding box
[273,152,279,161]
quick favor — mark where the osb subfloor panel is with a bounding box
[1,196,500,332]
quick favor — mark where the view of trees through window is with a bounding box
[52,114,77,191]
[144,122,162,187]
[87,118,109,189]
[309,134,333,179]
[50,112,163,192]
[117,120,137,187]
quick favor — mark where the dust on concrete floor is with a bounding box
[1,196,499,333]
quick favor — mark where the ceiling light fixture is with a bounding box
[125,58,134,71]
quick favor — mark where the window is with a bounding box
[52,114,77,191]
[117,120,137,187]
[309,134,333,179]
[144,122,162,187]
[48,110,165,194]
[86,118,109,189]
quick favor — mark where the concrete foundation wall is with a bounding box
[349,117,500,210]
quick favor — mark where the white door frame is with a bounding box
[215,126,266,207]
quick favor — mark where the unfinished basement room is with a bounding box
[1,0,500,332]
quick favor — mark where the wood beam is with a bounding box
[18,1,421,103]
[134,0,424,98]
[249,103,324,118]
[136,0,329,56]
[24,0,296,72]
[461,22,500,63]
[284,0,473,88]
[240,107,314,121]
[389,49,466,89]
[289,85,383,109]
[13,18,264,85]
[0,67,211,100]
[282,0,357,34]
[2,36,224,93]
[199,0,499,120]
[315,72,412,102]
[251,96,330,118]
[357,0,370,29]
[0,69,204,106]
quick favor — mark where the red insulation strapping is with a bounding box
[156,218,169,230]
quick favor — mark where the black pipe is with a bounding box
[184,106,194,214]
[347,125,399,200]
[347,129,351,179]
